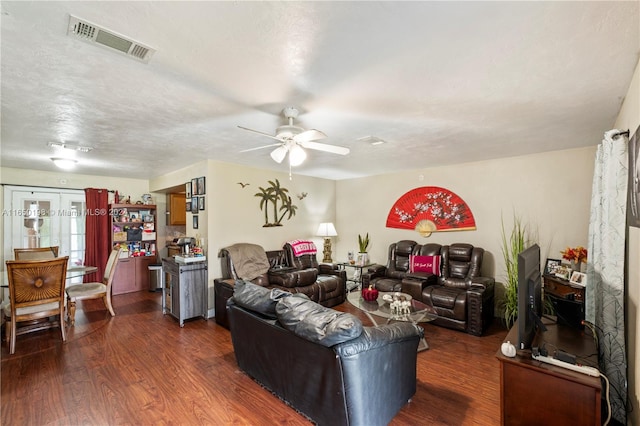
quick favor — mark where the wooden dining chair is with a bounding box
[3,256,69,354]
[14,246,59,260]
[66,248,121,326]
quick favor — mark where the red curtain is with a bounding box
[84,188,110,282]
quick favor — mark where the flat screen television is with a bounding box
[517,243,546,350]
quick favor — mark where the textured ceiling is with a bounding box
[1,1,639,181]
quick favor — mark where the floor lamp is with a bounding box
[316,222,337,263]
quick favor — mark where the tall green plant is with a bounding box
[358,233,370,252]
[500,214,527,329]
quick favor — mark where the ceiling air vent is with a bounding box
[67,15,155,64]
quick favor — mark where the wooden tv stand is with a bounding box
[496,317,601,425]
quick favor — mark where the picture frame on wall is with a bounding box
[544,258,562,276]
[185,181,192,199]
[193,215,199,229]
[186,201,191,212]
[191,197,198,213]
[197,176,206,195]
[191,178,199,196]
[198,196,205,211]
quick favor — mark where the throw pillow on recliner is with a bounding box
[409,255,441,275]
[231,280,291,318]
[276,294,363,347]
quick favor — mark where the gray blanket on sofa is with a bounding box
[225,243,270,281]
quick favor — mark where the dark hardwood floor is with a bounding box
[1,290,508,425]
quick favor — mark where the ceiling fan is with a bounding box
[238,107,350,167]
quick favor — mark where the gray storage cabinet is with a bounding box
[162,257,208,326]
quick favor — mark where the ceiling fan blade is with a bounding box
[298,140,350,155]
[293,129,327,143]
[239,143,282,153]
[237,125,283,142]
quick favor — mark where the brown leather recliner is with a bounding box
[215,243,347,329]
[361,240,420,292]
[282,242,346,308]
[404,243,494,336]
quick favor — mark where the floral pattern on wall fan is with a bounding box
[386,186,475,237]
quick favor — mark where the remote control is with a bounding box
[532,354,600,377]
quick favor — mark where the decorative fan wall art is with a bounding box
[386,186,476,237]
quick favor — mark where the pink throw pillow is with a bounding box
[409,255,441,276]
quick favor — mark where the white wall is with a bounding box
[614,57,640,426]
[335,146,596,313]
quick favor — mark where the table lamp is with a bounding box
[316,222,337,263]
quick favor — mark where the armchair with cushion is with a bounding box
[361,240,419,292]
[282,241,346,308]
[417,243,494,336]
[214,242,346,329]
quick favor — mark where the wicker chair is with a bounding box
[3,256,69,354]
[14,246,59,260]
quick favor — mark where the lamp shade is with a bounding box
[316,222,337,237]
[288,144,307,166]
[270,146,288,163]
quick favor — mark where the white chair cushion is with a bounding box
[66,282,107,298]
[3,301,61,316]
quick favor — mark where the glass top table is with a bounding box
[347,291,437,351]
[336,262,374,292]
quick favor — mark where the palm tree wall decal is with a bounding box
[255,179,298,227]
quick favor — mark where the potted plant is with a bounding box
[500,215,526,329]
[358,233,370,266]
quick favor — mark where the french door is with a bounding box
[4,186,86,267]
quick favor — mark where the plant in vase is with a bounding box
[560,246,587,272]
[358,233,370,266]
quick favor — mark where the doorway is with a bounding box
[3,186,86,269]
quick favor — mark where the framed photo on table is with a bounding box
[570,271,586,286]
[544,258,562,275]
[554,264,571,280]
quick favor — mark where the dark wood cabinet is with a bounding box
[497,319,601,425]
[162,257,207,327]
[544,274,585,302]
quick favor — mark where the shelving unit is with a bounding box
[109,203,157,295]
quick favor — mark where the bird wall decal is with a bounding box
[297,192,308,200]
[237,182,250,188]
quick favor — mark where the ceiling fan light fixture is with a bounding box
[289,145,306,166]
[270,146,288,163]
[51,157,77,170]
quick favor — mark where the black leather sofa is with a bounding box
[227,281,423,426]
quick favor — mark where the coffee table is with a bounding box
[347,291,437,351]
